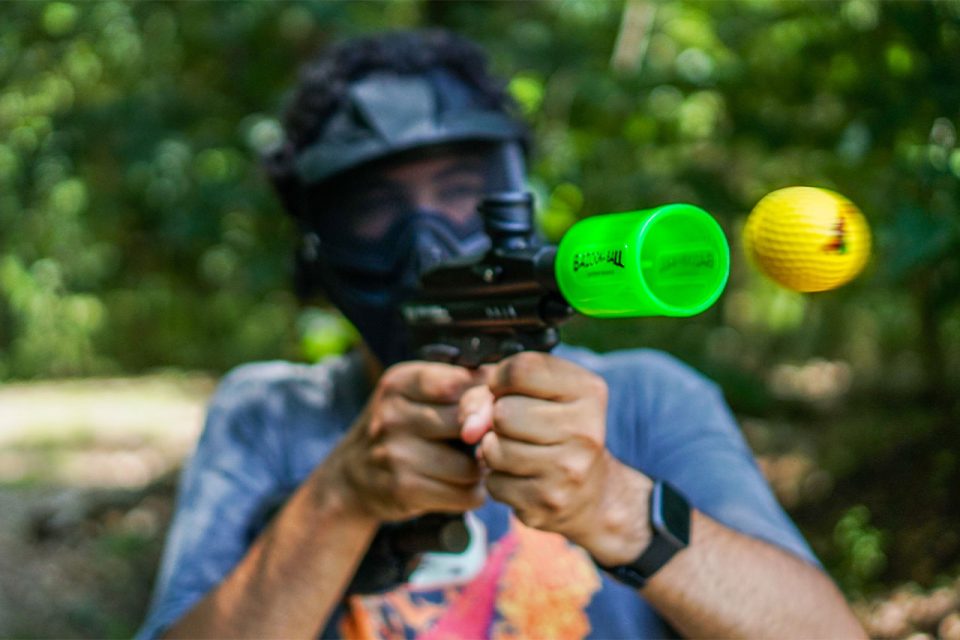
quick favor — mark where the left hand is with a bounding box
[459,352,640,558]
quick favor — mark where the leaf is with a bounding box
[884,205,960,282]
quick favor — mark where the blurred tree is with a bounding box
[1,0,959,594]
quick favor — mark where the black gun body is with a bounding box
[402,247,573,367]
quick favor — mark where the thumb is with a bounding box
[458,383,494,445]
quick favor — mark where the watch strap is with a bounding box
[597,479,691,589]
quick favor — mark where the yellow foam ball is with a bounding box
[743,187,871,292]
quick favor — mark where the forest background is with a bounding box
[1,1,960,637]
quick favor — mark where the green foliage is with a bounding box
[0,0,959,605]
[2,0,959,387]
[833,504,888,596]
[0,0,308,377]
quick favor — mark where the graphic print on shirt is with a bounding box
[339,515,602,639]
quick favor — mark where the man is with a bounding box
[139,30,864,639]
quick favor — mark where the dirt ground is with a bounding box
[0,375,210,638]
[0,375,957,638]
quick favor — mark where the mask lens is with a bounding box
[307,143,515,243]
[327,210,489,282]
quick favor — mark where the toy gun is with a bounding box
[347,190,730,594]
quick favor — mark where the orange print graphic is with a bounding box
[492,517,602,640]
[338,596,380,640]
[338,517,602,639]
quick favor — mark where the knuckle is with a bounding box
[380,362,409,392]
[413,368,431,396]
[421,368,463,403]
[585,372,608,401]
[574,429,605,454]
[517,506,548,530]
[379,396,415,433]
[372,438,417,476]
[369,442,395,470]
[478,436,494,464]
[539,486,568,516]
[558,455,590,486]
[568,400,606,441]
[502,352,539,386]
[366,414,385,439]
[392,470,417,502]
[375,399,400,431]
[492,397,511,427]
[483,451,505,474]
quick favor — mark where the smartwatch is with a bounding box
[598,479,691,589]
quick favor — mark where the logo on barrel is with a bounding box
[573,248,625,273]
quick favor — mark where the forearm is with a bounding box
[588,463,865,639]
[164,459,379,639]
[644,510,865,638]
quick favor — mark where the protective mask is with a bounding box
[295,141,527,365]
[308,208,490,366]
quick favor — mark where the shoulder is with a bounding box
[194,353,365,469]
[134,359,365,640]
[210,352,364,419]
[553,343,737,469]
[553,343,719,398]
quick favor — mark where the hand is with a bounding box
[467,352,646,560]
[327,361,489,523]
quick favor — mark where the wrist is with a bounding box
[577,456,655,567]
[594,477,693,590]
[313,444,382,526]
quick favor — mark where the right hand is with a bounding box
[327,361,492,523]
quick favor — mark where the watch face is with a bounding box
[654,481,691,548]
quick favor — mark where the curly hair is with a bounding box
[283,29,517,150]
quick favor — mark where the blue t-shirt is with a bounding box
[138,345,819,639]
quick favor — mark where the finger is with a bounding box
[479,432,559,478]
[408,475,488,515]
[393,437,485,486]
[484,472,553,526]
[488,352,607,403]
[376,395,463,440]
[459,384,494,445]
[382,361,484,404]
[491,394,567,445]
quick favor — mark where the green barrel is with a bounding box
[555,204,730,317]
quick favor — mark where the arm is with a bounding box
[163,361,488,639]
[589,460,865,639]
[163,453,379,638]
[471,351,865,639]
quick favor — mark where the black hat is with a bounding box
[292,67,526,186]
